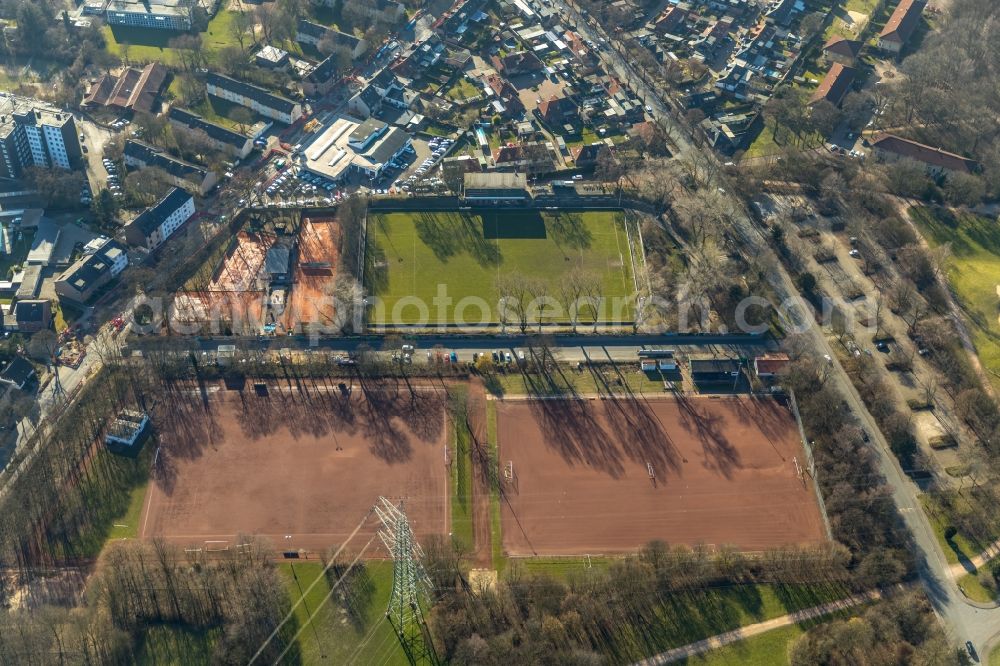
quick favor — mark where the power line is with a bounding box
[375,497,439,665]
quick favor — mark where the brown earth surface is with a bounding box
[141,379,449,556]
[495,394,827,555]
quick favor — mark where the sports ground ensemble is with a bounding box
[140,383,450,554]
[495,395,827,556]
[367,209,641,325]
[139,380,827,557]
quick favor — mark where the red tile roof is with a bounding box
[823,36,862,59]
[872,133,979,174]
[754,353,790,376]
[810,63,856,106]
[879,0,926,43]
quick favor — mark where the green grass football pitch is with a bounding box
[366,209,639,325]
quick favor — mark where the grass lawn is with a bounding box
[367,210,639,325]
[0,228,34,279]
[66,445,152,559]
[189,94,245,130]
[596,581,852,662]
[958,571,997,603]
[489,364,670,398]
[102,7,242,67]
[745,121,822,160]
[279,561,409,666]
[135,625,220,666]
[449,387,474,552]
[687,623,802,666]
[919,491,998,566]
[445,77,481,102]
[909,206,1000,393]
[992,643,1000,666]
[486,400,504,572]
[108,481,149,540]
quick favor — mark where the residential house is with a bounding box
[312,0,404,24]
[0,356,34,390]
[123,140,218,195]
[537,95,579,128]
[82,63,168,114]
[652,5,688,35]
[491,142,553,172]
[822,36,862,65]
[572,143,610,169]
[394,36,445,79]
[810,63,856,107]
[124,187,195,250]
[877,0,926,54]
[347,69,413,119]
[483,73,525,116]
[295,20,368,59]
[54,238,129,304]
[13,299,51,334]
[870,133,979,177]
[302,54,344,97]
[254,45,290,69]
[491,51,544,77]
[205,73,302,125]
[167,107,254,159]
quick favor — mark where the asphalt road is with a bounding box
[129,332,772,363]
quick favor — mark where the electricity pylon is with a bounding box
[375,497,438,665]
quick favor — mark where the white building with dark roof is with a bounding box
[205,73,302,124]
[124,187,194,250]
[296,20,368,59]
[54,238,128,303]
[123,140,219,195]
[167,107,254,159]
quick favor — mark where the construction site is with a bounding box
[172,212,341,335]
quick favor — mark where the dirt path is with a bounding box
[634,590,881,665]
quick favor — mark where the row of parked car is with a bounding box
[414,138,453,179]
[102,158,125,199]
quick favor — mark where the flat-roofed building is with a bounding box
[104,409,150,450]
[462,172,529,203]
[300,115,412,183]
[106,0,192,30]
[0,94,82,179]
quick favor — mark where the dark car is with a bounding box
[966,641,978,662]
